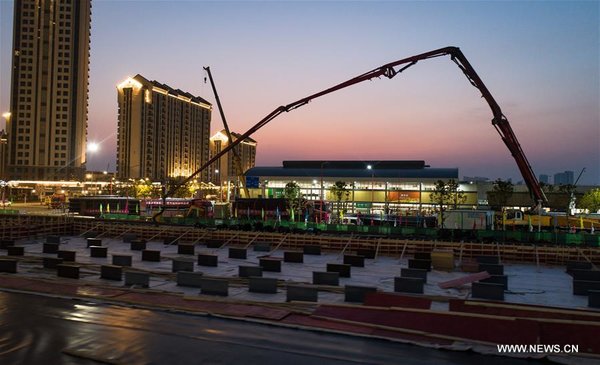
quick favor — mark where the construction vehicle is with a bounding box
[155,47,546,223]
[49,193,66,209]
[203,67,250,200]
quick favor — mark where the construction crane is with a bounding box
[568,167,586,214]
[154,46,547,223]
[203,66,250,200]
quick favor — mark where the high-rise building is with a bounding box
[116,75,212,182]
[209,130,257,187]
[539,174,549,184]
[554,171,574,185]
[7,0,91,180]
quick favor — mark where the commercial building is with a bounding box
[116,75,212,182]
[6,0,91,180]
[209,130,257,187]
[539,174,550,184]
[244,160,474,213]
[554,171,574,185]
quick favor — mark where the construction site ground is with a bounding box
[2,231,600,364]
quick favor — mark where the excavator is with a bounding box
[154,46,547,223]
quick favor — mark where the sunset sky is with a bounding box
[1,0,598,185]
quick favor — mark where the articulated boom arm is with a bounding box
[155,46,546,223]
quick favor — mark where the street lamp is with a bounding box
[215,169,220,201]
[367,165,374,216]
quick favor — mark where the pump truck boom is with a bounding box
[154,46,546,223]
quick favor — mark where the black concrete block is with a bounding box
[229,247,247,259]
[43,243,59,254]
[86,238,102,247]
[82,231,99,239]
[0,259,17,273]
[112,254,133,267]
[130,240,147,251]
[259,258,281,272]
[178,243,195,255]
[472,282,504,301]
[572,270,600,282]
[345,285,377,303]
[343,254,365,267]
[7,246,24,256]
[400,268,428,282]
[200,278,228,296]
[239,266,263,278]
[408,259,431,272]
[480,275,508,290]
[356,248,375,259]
[46,235,61,244]
[197,254,218,267]
[476,255,500,265]
[589,290,600,308]
[206,239,223,248]
[478,263,504,276]
[57,264,79,279]
[172,259,194,273]
[124,271,149,287]
[566,261,593,275]
[43,257,63,269]
[58,250,76,262]
[141,250,161,262]
[414,252,432,260]
[0,239,15,249]
[303,245,321,255]
[394,277,425,294]
[313,271,339,286]
[90,246,108,258]
[164,237,179,245]
[248,277,278,294]
[122,233,137,243]
[573,280,600,295]
[326,263,351,278]
[287,285,318,302]
[283,251,303,263]
[100,265,122,281]
[253,242,271,252]
[177,271,204,287]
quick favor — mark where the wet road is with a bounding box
[0,291,545,365]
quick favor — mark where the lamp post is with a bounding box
[367,164,374,216]
[0,180,7,208]
[215,169,220,201]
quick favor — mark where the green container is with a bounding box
[565,233,583,246]
[584,234,600,247]
[401,227,416,235]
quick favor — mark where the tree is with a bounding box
[429,180,449,228]
[429,179,465,228]
[579,188,600,213]
[329,181,351,221]
[487,179,514,230]
[167,177,194,198]
[447,179,466,209]
[284,182,303,221]
[540,182,555,193]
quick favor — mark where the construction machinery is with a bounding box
[155,47,546,223]
[203,67,250,200]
